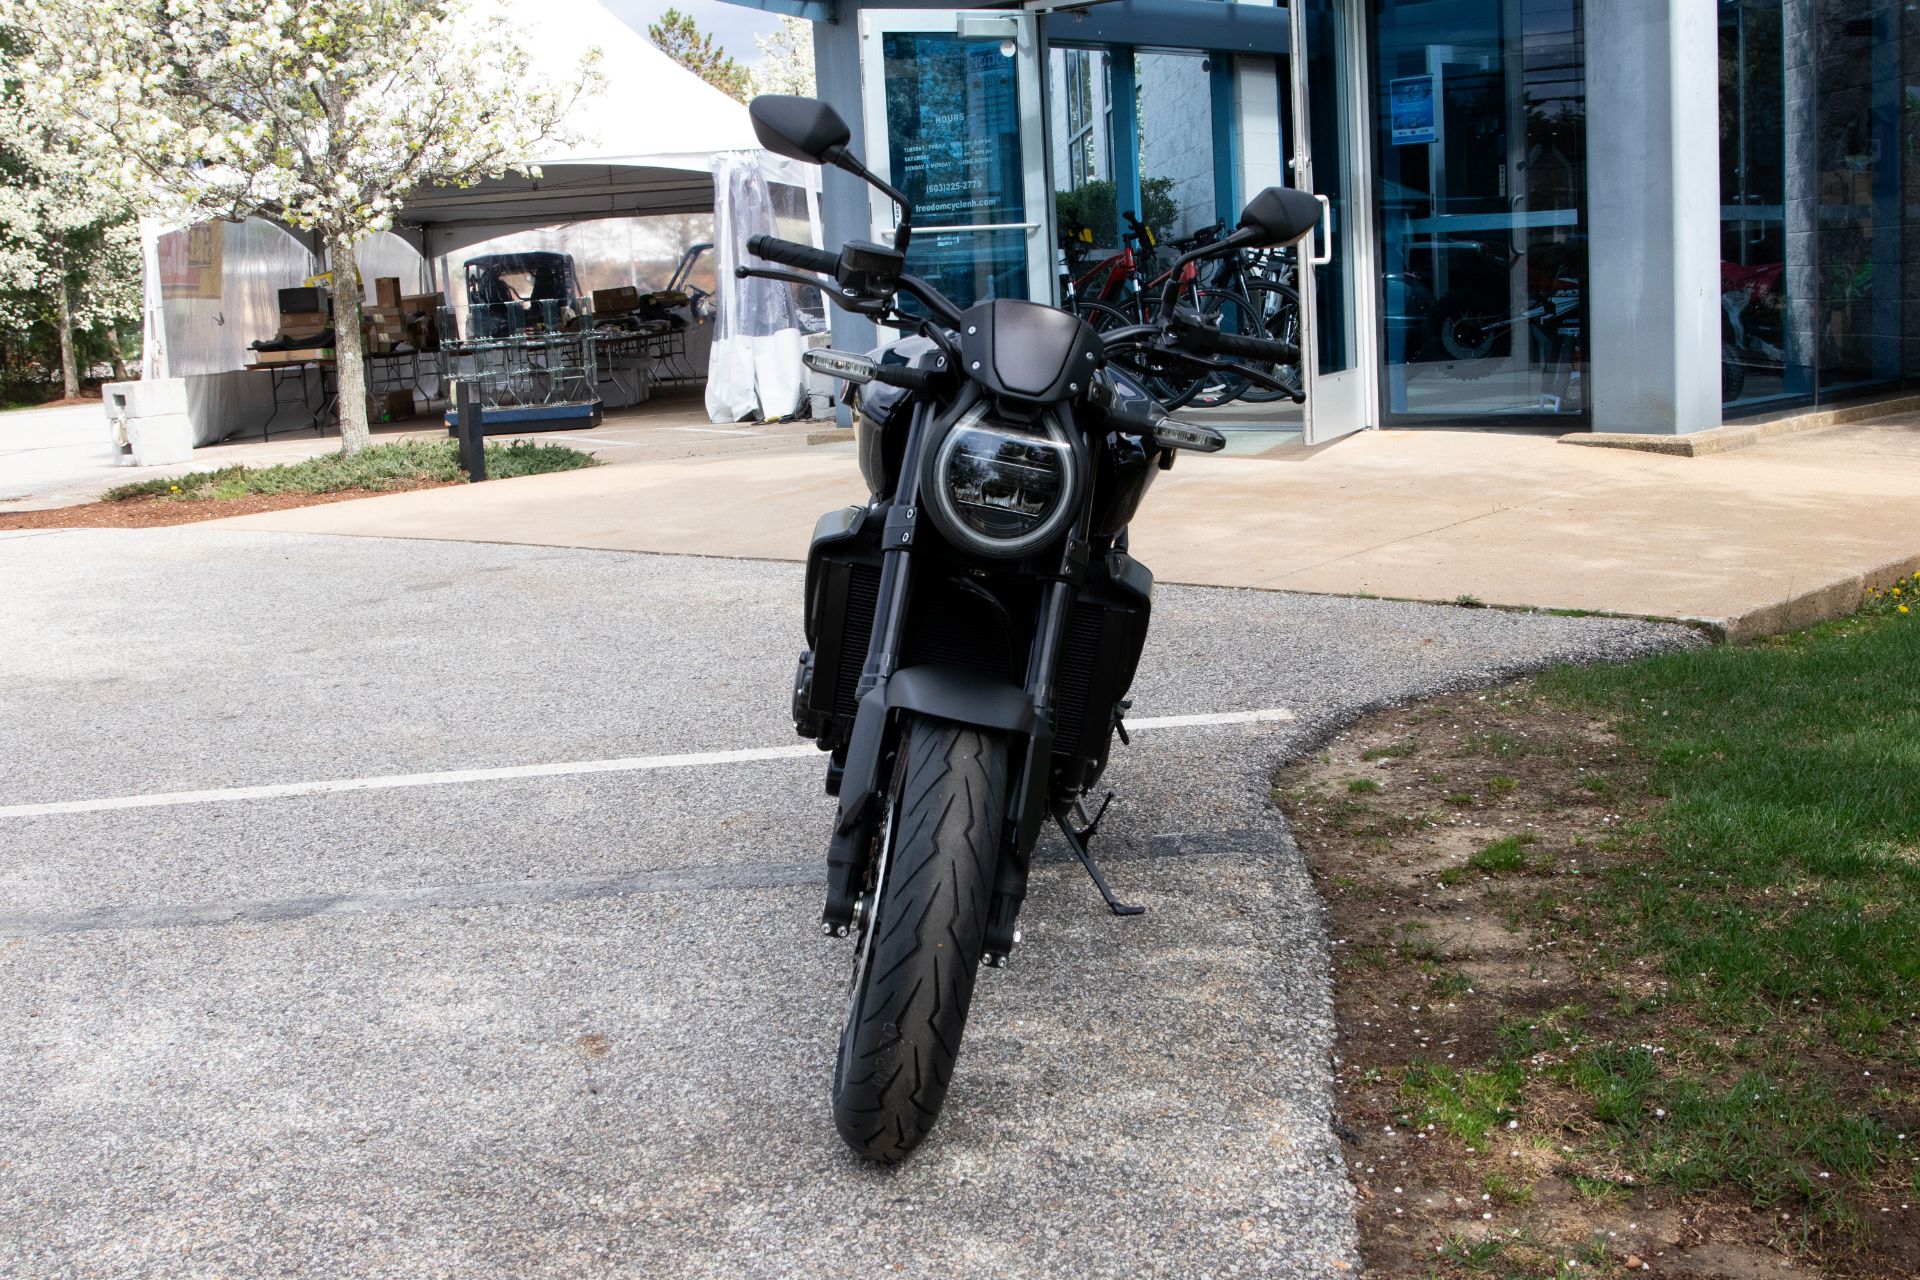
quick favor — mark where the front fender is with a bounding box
[837,664,1032,828]
[822,662,1034,930]
[887,664,1034,734]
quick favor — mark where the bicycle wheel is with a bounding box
[1180,284,1292,410]
[1080,300,1199,409]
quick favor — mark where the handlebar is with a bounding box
[1177,325,1301,366]
[870,363,940,394]
[747,235,840,277]
[1167,303,1300,364]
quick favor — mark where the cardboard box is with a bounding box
[249,347,335,366]
[374,276,402,309]
[400,293,441,315]
[279,312,329,341]
[592,285,643,315]
[365,389,415,422]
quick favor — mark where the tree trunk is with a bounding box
[55,275,81,399]
[326,228,372,456]
[105,324,129,383]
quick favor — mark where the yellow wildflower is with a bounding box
[1901,605,1911,614]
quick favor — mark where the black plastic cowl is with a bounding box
[957,300,1104,403]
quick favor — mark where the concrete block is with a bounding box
[127,412,195,466]
[103,378,188,419]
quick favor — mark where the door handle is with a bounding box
[1311,194,1333,267]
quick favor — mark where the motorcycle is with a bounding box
[742,95,1321,1162]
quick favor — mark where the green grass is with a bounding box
[1539,612,1920,1046]
[1399,1060,1525,1146]
[1513,610,1920,1239]
[1468,833,1535,875]
[1380,611,1920,1263]
[1347,777,1382,794]
[1482,1171,1535,1206]
[103,438,597,502]
[1361,738,1419,762]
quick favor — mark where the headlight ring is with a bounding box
[923,404,1080,559]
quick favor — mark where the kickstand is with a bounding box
[1054,793,1145,916]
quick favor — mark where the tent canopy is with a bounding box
[396,0,813,254]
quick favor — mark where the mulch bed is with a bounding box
[0,481,454,530]
[1276,685,1916,1279]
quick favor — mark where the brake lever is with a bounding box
[1153,341,1304,401]
[736,264,827,288]
[736,265,890,318]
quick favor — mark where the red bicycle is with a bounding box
[1062,213,1223,407]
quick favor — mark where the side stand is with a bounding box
[1053,793,1144,916]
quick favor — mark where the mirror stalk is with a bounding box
[824,145,916,254]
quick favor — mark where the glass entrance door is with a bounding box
[857,10,1054,308]
[1292,0,1378,443]
[1367,0,1589,424]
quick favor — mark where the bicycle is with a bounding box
[1178,233,1303,409]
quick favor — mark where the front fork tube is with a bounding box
[983,579,1073,962]
[822,405,933,932]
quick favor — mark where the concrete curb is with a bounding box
[1562,393,1920,457]
[1181,552,1920,646]
[1715,550,1920,643]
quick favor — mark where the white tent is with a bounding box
[396,0,815,256]
[133,0,816,451]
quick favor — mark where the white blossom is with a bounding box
[3,0,603,449]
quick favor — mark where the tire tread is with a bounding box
[832,717,1006,1162]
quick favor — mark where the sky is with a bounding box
[598,0,782,68]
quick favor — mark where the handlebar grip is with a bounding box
[872,364,938,395]
[1183,326,1301,366]
[746,235,840,276]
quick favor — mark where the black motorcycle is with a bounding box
[743,96,1321,1162]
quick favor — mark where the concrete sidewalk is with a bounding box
[0,388,815,512]
[210,411,1920,640]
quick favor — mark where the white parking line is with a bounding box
[0,707,1294,819]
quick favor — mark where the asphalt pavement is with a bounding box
[0,528,1698,1277]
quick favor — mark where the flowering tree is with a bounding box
[2,0,598,452]
[750,16,815,99]
[0,29,140,395]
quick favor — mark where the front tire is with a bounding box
[832,715,1007,1162]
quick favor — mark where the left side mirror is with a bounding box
[1236,186,1323,248]
[749,95,853,166]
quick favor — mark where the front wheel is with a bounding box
[832,715,1008,1162]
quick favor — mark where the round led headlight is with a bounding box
[924,405,1079,559]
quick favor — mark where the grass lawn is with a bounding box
[101,437,597,502]
[1531,602,1919,1235]
[1280,595,1919,1277]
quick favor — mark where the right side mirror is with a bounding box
[749,95,853,167]
[1237,186,1324,248]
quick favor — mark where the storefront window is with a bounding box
[1049,48,1121,255]
[1369,0,1589,423]
[1721,0,1916,416]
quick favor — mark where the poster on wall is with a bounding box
[158,222,225,299]
[1390,74,1438,145]
[883,35,1023,226]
